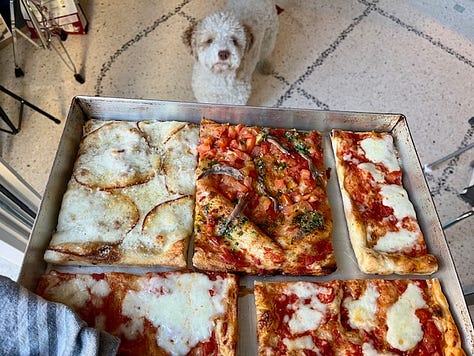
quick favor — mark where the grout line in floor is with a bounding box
[276,0,474,109]
[294,87,331,110]
[275,3,376,107]
[94,0,192,96]
[425,122,474,200]
[372,4,474,69]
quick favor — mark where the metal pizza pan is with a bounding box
[19,96,473,353]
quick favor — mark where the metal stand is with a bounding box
[0,84,60,135]
[442,161,474,229]
[8,0,85,83]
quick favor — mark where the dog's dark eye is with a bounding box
[205,38,214,45]
[231,37,239,47]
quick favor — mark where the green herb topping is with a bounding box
[293,211,324,233]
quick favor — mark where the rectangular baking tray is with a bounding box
[19,96,474,353]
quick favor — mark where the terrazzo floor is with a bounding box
[0,0,473,316]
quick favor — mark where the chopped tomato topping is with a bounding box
[245,136,256,152]
[258,196,272,212]
[227,124,238,139]
[300,168,311,181]
[263,247,286,264]
[260,142,270,155]
[196,121,335,275]
[280,194,292,206]
[218,175,248,198]
[216,136,230,149]
[197,143,211,154]
[229,139,240,150]
[274,178,286,191]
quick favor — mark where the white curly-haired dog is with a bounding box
[183,0,279,105]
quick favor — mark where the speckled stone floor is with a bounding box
[0,0,473,316]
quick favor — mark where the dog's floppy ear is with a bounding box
[182,23,198,59]
[243,24,254,53]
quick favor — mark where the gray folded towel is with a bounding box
[0,275,120,356]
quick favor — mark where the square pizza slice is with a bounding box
[37,270,239,356]
[192,119,336,275]
[44,119,199,268]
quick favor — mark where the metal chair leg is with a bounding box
[0,85,60,135]
[8,0,85,83]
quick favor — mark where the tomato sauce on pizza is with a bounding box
[331,129,438,275]
[36,270,238,356]
[193,119,336,275]
[255,279,465,355]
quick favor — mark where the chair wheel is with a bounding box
[59,29,68,41]
[15,67,24,77]
[74,73,85,84]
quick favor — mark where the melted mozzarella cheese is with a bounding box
[283,335,317,352]
[138,120,188,149]
[163,125,199,195]
[289,305,324,335]
[49,120,199,266]
[75,122,155,189]
[138,121,199,196]
[117,317,145,341]
[53,183,138,244]
[343,152,359,165]
[358,162,385,182]
[121,194,193,252]
[386,283,426,351]
[374,228,419,253]
[121,175,169,217]
[360,136,400,172]
[380,184,416,220]
[142,197,194,239]
[46,275,110,309]
[285,282,329,334]
[121,273,229,355]
[373,184,419,252]
[343,283,379,331]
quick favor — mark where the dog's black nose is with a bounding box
[218,50,230,60]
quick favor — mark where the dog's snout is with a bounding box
[218,50,230,60]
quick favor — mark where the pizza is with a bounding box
[36,270,239,356]
[192,119,335,275]
[330,129,438,275]
[44,119,199,268]
[254,278,465,355]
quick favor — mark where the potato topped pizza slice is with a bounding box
[45,119,199,268]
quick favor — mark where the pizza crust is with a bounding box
[331,129,438,275]
[44,239,187,267]
[428,279,466,356]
